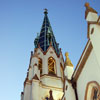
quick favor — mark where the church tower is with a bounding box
[21,9,67,100]
[20,4,100,100]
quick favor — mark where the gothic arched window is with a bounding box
[48,57,56,75]
[85,81,100,100]
[38,58,42,74]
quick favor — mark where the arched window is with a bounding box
[48,57,56,75]
[38,58,42,74]
[85,81,100,100]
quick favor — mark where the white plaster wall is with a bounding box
[31,57,38,67]
[40,75,63,88]
[32,80,39,100]
[36,49,44,59]
[33,65,38,76]
[39,85,63,100]
[24,84,31,100]
[64,81,76,100]
[39,86,49,100]
[64,66,74,80]
[86,12,98,22]
[28,67,33,80]
[77,49,100,100]
[42,55,48,74]
[89,24,100,67]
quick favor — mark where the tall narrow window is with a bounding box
[38,58,42,74]
[48,57,56,75]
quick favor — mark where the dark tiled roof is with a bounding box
[34,10,60,55]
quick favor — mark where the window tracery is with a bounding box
[48,57,56,75]
[85,81,100,100]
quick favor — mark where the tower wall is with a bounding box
[64,66,74,80]
[28,67,33,80]
[24,83,31,100]
[32,80,39,100]
[21,9,65,100]
[64,81,76,100]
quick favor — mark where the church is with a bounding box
[20,3,100,100]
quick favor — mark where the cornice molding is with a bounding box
[72,40,93,82]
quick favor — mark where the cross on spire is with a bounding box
[44,8,48,14]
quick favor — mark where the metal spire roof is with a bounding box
[34,9,60,55]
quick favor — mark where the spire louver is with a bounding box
[34,9,60,55]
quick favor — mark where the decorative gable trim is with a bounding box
[72,40,93,81]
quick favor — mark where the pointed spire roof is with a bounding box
[34,9,60,55]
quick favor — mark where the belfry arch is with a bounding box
[48,57,56,75]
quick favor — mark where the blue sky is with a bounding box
[0,0,100,100]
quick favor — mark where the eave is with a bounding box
[72,40,93,82]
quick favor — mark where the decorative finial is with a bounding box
[44,8,48,14]
[84,2,97,13]
[65,52,73,67]
[85,2,90,8]
[65,52,69,58]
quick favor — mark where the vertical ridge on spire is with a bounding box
[34,9,60,55]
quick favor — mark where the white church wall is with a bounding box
[64,66,74,80]
[28,67,33,80]
[86,12,98,22]
[40,75,63,89]
[24,83,31,100]
[39,84,63,100]
[39,86,49,100]
[77,49,100,100]
[33,65,38,76]
[36,48,44,59]
[42,55,48,74]
[89,24,100,67]
[32,80,39,100]
[64,82,76,100]
[31,57,38,68]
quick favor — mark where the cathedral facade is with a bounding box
[21,3,100,100]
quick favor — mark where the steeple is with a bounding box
[21,9,65,100]
[34,9,60,55]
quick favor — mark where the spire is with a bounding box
[34,9,60,55]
